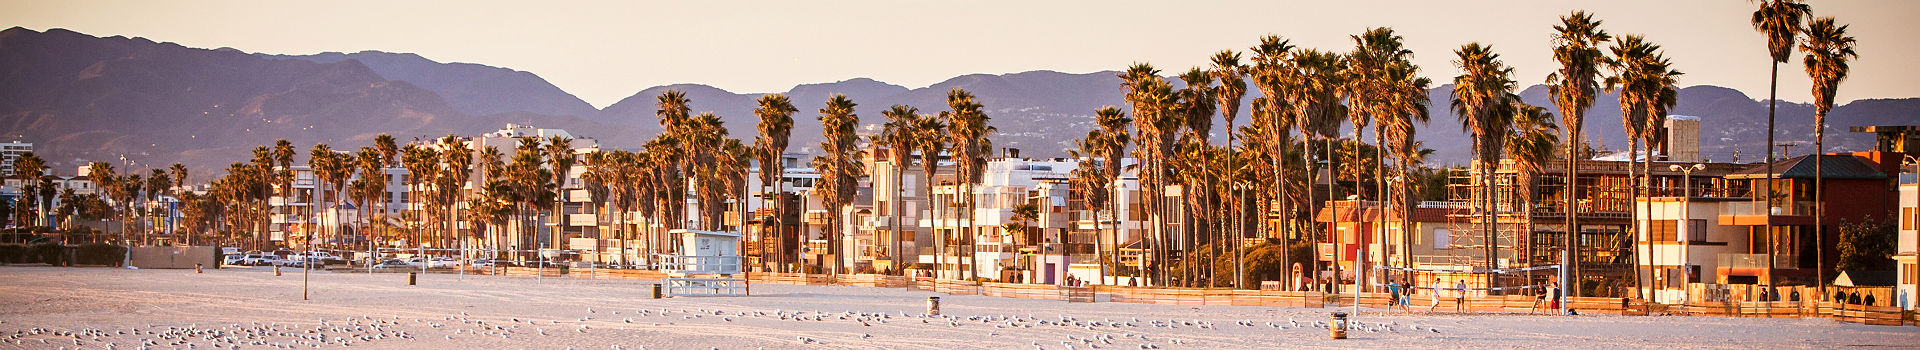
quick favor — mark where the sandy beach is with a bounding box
[0,265,1913,349]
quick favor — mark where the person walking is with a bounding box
[1427,279,1442,313]
[1386,280,1403,313]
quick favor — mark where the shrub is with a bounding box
[28,243,64,265]
[0,245,23,263]
[74,243,125,265]
[854,265,876,274]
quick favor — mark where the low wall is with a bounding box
[130,246,217,269]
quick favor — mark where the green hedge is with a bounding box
[28,243,63,265]
[74,243,125,265]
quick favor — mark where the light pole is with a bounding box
[1669,163,1705,304]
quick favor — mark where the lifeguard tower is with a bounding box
[658,229,748,296]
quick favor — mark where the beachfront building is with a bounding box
[1897,161,1918,310]
[0,141,31,178]
[1718,153,1893,287]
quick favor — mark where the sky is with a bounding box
[4,0,1917,109]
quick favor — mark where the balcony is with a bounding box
[1718,253,1801,271]
[1718,201,1816,225]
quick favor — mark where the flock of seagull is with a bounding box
[5,302,1447,349]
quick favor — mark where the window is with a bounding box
[1645,220,1679,243]
[1433,228,1450,249]
[1904,207,1915,231]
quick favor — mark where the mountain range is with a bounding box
[4,27,1917,181]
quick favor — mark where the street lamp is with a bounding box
[1669,163,1706,303]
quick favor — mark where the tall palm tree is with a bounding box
[12,152,45,227]
[168,162,188,241]
[753,94,799,271]
[1177,67,1216,287]
[1121,64,1181,286]
[945,88,994,281]
[401,145,436,257]
[307,144,335,252]
[436,135,474,253]
[656,90,694,233]
[1210,50,1250,287]
[1067,136,1109,282]
[814,94,864,275]
[1607,34,1683,299]
[1288,48,1347,291]
[1751,0,1811,282]
[1546,10,1611,296]
[911,110,950,278]
[1799,16,1856,292]
[1451,43,1519,293]
[355,147,387,259]
[878,104,922,274]
[1090,107,1131,285]
[1247,36,1300,288]
[544,136,575,238]
[1506,103,1561,285]
[87,162,116,241]
[1377,62,1432,281]
[1348,27,1416,290]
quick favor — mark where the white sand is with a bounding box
[0,266,1912,349]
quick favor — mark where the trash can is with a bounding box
[927,297,941,316]
[1330,312,1348,339]
[408,272,417,286]
[651,283,663,299]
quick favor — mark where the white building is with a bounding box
[1897,170,1917,310]
[0,141,30,178]
[1634,196,1752,304]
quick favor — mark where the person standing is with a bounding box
[1455,279,1469,313]
[1386,280,1402,313]
[1428,278,1442,312]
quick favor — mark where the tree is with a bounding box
[1800,16,1856,290]
[1210,50,1250,287]
[813,94,864,275]
[1546,10,1611,296]
[911,108,950,278]
[1607,34,1683,299]
[1348,27,1421,290]
[1751,0,1812,283]
[1451,42,1519,293]
[1288,48,1347,291]
[1505,103,1560,283]
[12,153,46,227]
[1247,36,1299,287]
[753,93,799,272]
[877,104,923,275]
[944,88,994,280]
[1834,218,1895,272]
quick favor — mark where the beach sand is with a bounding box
[0,265,1913,349]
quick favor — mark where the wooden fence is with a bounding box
[424,269,1918,325]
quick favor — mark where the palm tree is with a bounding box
[1288,48,1347,291]
[12,152,45,227]
[1751,0,1811,282]
[814,94,864,276]
[1506,103,1561,285]
[911,110,950,278]
[1348,27,1415,290]
[753,93,798,272]
[1210,51,1250,287]
[1546,10,1611,296]
[544,136,575,239]
[1120,64,1180,286]
[1177,67,1216,287]
[1083,107,1131,284]
[401,145,436,257]
[878,104,922,274]
[437,136,473,254]
[945,89,994,281]
[1800,16,1856,292]
[1607,34,1683,299]
[87,162,117,240]
[1451,42,1519,293]
[168,163,189,242]
[1247,36,1299,288]
[355,147,388,259]
[656,90,694,234]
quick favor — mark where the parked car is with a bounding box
[471,259,498,269]
[428,257,461,269]
[239,254,278,266]
[371,259,410,269]
[223,254,246,266]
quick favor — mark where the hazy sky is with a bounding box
[5,0,1916,109]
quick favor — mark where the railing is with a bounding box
[653,254,742,275]
[1718,253,1800,270]
[1721,201,1816,217]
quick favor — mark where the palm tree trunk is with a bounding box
[1814,113,1826,294]
[1567,129,1581,297]
[1629,138,1643,299]
[1763,61,1777,286]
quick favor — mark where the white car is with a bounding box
[239,254,278,266]
[428,257,461,269]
